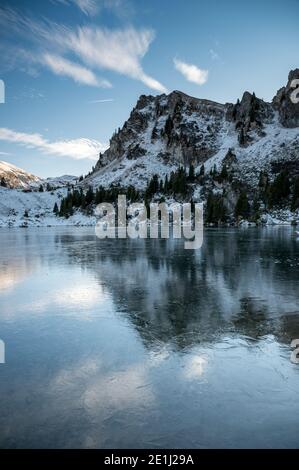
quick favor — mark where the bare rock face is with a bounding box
[90,69,299,191]
[95,83,279,175]
[94,90,226,171]
[226,91,274,146]
[273,69,299,128]
[227,91,273,126]
[157,91,225,165]
[95,94,156,169]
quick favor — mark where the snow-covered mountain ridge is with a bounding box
[83,69,299,190]
[0,161,41,189]
[1,69,299,227]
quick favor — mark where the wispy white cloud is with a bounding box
[51,0,101,16]
[88,98,114,103]
[70,0,99,15]
[174,58,208,86]
[0,6,166,93]
[53,0,131,17]
[63,26,168,93]
[0,8,106,88]
[42,54,112,88]
[0,128,108,160]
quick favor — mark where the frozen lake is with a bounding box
[0,227,299,448]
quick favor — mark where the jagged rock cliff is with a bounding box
[86,70,299,191]
[95,91,226,170]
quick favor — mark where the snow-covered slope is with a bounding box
[1,69,299,227]
[203,112,299,184]
[85,92,227,189]
[0,187,95,227]
[0,162,84,227]
[43,175,79,189]
[0,161,40,189]
[83,69,299,191]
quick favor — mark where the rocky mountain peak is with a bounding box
[88,70,299,192]
[94,89,226,173]
[226,90,274,145]
[135,94,155,111]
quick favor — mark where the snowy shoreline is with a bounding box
[0,215,298,229]
[1,186,299,228]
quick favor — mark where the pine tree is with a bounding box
[212,164,217,178]
[199,164,205,177]
[144,197,150,218]
[214,195,227,222]
[269,170,290,208]
[169,171,175,191]
[235,191,250,218]
[190,198,195,215]
[206,192,214,223]
[71,190,81,208]
[95,186,104,204]
[38,184,44,192]
[252,197,260,221]
[81,194,86,209]
[59,200,65,217]
[53,202,59,215]
[173,167,188,196]
[66,199,73,217]
[146,174,159,198]
[85,186,94,205]
[206,192,227,224]
[153,174,159,193]
[188,164,195,182]
[253,197,260,214]
[220,164,228,180]
[127,185,138,202]
[292,177,299,211]
[164,175,169,193]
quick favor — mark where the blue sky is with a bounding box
[0,0,298,178]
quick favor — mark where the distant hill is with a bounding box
[0,161,40,189]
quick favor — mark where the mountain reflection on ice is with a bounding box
[0,227,299,448]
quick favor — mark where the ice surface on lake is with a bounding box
[0,227,299,448]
